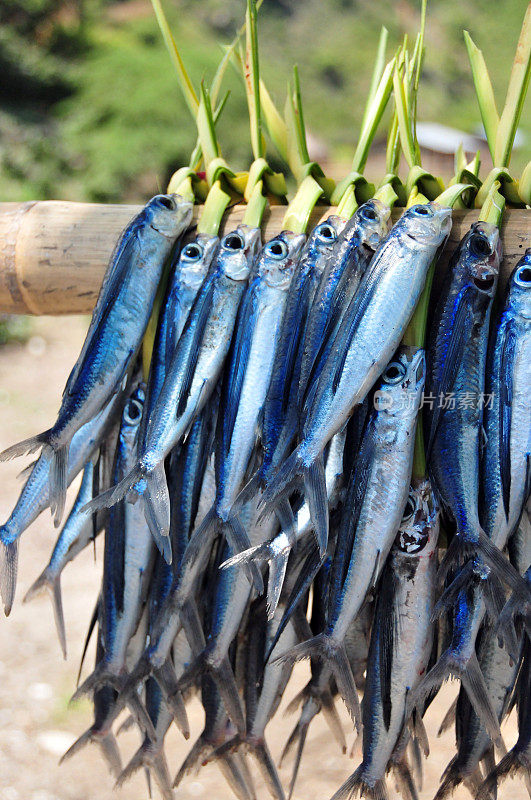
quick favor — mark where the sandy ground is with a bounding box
[0,317,527,800]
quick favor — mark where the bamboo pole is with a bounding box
[0,201,528,315]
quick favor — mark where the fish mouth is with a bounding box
[473,274,495,291]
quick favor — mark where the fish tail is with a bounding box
[176,649,246,735]
[23,566,66,658]
[0,537,19,616]
[153,659,190,739]
[49,443,69,527]
[391,755,419,800]
[173,737,210,787]
[0,429,52,462]
[143,462,172,563]
[304,456,328,556]
[82,462,145,514]
[408,649,502,748]
[116,740,174,800]
[180,507,220,586]
[258,448,304,519]
[221,541,274,571]
[60,726,122,778]
[330,765,389,800]
[274,497,297,547]
[436,698,457,737]
[476,530,529,596]
[477,749,531,800]
[432,756,463,800]
[266,548,290,619]
[251,740,285,800]
[218,752,257,800]
[274,634,361,732]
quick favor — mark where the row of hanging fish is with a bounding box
[0,192,530,800]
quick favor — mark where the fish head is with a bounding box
[461,222,501,298]
[305,216,346,258]
[178,233,219,289]
[219,225,262,282]
[399,202,452,248]
[354,199,392,250]
[120,382,146,441]
[374,347,425,420]
[147,194,194,238]
[259,231,306,289]
[508,248,531,319]
[394,478,439,556]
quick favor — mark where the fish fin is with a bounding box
[221,540,275,571]
[143,463,172,563]
[437,697,457,737]
[432,755,463,800]
[116,714,135,736]
[49,443,69,527]
[477,749,531,800]
[82,462,144,513]
[0,429,52,461]
[258,448,304,519]
[223,515,263,594]
[411,709,430,758]
[378,559,400,730]
[180,507,220,591]
[426,285,474,457]
[116,741,174,800]
[23,567,66,659]
[304,456,329,556]
[407,648,502,748]
[431,559,476,620]
[0,538,19,616]
[274,634,361,732]
[330,765,389,800]
[152,660,190,739]
[320,689,347,753]
[266,550,289,619]
[16,459,38,482]
[408,736,423,792]
[60,726,122,778]
[180,598,207,657]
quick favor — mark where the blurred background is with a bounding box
[1,0,530,205]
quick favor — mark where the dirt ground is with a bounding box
[0,317,527,800]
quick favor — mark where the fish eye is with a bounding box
[157,196,175,210]
[383,361,406,384]
[316,224,337,243]
[473,274,495,292]
[411,205,431,216]
[360,204,378,221]
[181,243,203,262]
[222,232,244,251]
[470,233,492,258]
[515,265,531,287]
[124,399,143,425]
[266,239,288,260]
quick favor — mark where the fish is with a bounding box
[274,348,426,730]
[255,218,346,542]
[297,199,391,412]
[331,478,440,800]
[0,381,127,614]
[258,203,451,553]
[481,248,531,556]
[85,225,261,563]
[188,231,305,584]
[72,384,155,702]
[425,222,524,594]
[0,194,192,525]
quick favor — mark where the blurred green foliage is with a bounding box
[0,0,529,203]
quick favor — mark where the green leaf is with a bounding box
[197,180,231,235]
[149,0,198,118]
[352,57,395,173]
[283,175,324,234]
[495,4,531,168]
[243,179,267,227]
[464,30,499,162]
[478,179,505,227]
[260,79,288,164]
[244,0,265,161]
